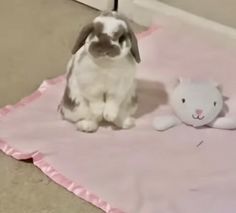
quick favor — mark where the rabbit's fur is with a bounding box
[59,11,140,132]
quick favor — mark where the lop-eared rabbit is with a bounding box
[59,11,141,132]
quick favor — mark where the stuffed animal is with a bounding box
[153,78,236,131]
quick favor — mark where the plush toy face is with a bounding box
[170,79,224,127]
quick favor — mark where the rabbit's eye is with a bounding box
[119,35,126,44]
[214,101,217,106]
[182,98,186,103]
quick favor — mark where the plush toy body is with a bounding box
[153,79,236,131]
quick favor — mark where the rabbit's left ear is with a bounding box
[127,25,141,63]
[72,23,94,54]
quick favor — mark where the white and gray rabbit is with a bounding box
[59,11,141,132]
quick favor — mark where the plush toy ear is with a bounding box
[166,78,180,94]
[179,77,192,84]
[167,77,191,95]
[167,77,187,93]
[210,80,223,92]
[220,103,229,116]
[170,77,189,88]
[172,78,180,88]
[178,77,185,83]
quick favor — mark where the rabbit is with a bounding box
[59,11,141,132]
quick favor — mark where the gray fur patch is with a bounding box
[89,28,121,58]
[61,58,79,111]
[62,86,78,111]
[93,22,104,36]
[131,94,138,108]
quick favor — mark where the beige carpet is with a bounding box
[0,1,143,213]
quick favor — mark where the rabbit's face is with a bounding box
[72,11,141,63]
[86,17,130,60]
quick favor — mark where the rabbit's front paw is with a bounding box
[90,101,105,121]
[76,120,98,133]
[103,103,119,122]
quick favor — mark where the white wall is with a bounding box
[119,0,236,39]
[159,0,236,28]
[119,0,164,26]
[119,0,236,28]
[75,0,114,11]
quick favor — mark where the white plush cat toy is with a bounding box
[153,78,236,131]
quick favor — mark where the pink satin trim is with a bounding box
[0,139,124,213]
[137,25,159,39]
[0,75,65,117]
[0,26,159,213]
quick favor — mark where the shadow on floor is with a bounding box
[135,79,168,118]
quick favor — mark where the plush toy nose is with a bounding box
[196,109,203,115]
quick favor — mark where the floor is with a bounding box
[0,1,143,213]
[1,0,235,212]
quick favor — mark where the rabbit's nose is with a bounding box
[195,109,203,115]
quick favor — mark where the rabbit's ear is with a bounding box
[128,26,141,63]
[72,23,94,54]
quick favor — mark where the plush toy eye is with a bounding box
[182,98,186,103]
[214,101,217,106]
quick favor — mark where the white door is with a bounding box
[75,0,114,11]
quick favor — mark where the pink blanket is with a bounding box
[1,18,236,213]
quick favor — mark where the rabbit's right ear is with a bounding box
[71,23,94,54]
